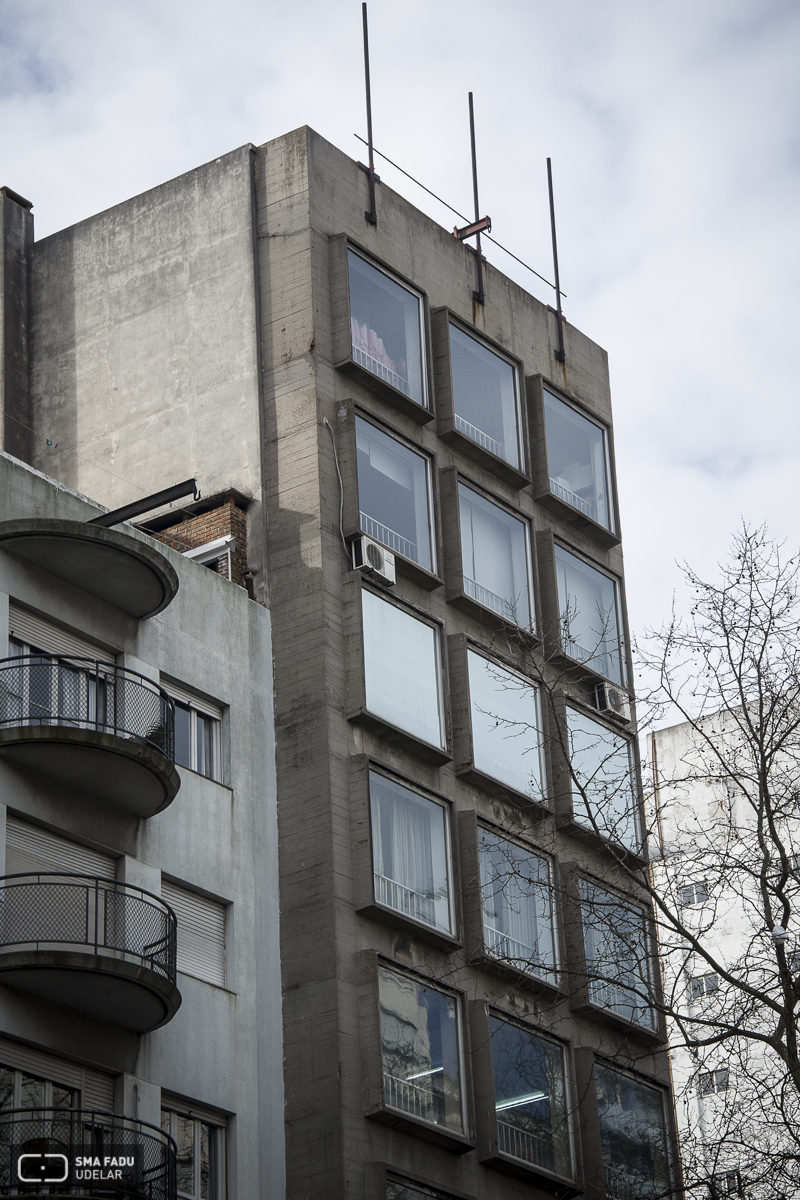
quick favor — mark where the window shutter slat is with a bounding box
[161,679,222,720]
[0,1038,114,1110]
[8,604,114,660]
[161,881,226,987]
[5,817,116,880]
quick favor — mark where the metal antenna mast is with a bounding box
[546,157,566,363]
[358,3,379,226]
[453,92,492,307]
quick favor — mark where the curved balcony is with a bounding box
[0,518,179,620]
[0,874,181,1033]
[0,656,180,817]
[0,1107,176,1199]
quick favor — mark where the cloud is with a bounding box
[1,0,799,635]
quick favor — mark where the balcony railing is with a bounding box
[0,1107,176,1199]
[454,413,505,460]
[549,476,591,517]
[0,874,177,982]
[463,576,510,619]
[359,512,417,562]
[374,873,436,928]
[351,342,411,396]
[0,655,175,759]
[497,1118,555,1172]
[604,1162,653,1200]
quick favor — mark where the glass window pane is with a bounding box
[197,714,215,778]
[468,651,543,799]
[491,1018,571,1177]
[543,389,612,531]
[387,1185,441,1200]
[52,1084,73,1110]
[566,708,640,851]
[554,545,623,683]
[450,324,521,468]
[355,417,433,571]
[378,965,463,1133]
[199,1122,211,1199]
[594,1067,670,1199]
[369,772,451,934]
[348,250,425,407]
[19,1073,44,1110]
[174,703,192,769]
[458,484,531,628]
[361,591,443,748]
[479,829,556,981]
[580,880,655,1028]
[0,1068,14,1112]
[175,1114,195,1197]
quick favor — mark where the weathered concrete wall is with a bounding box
[0,450,284,1198]
[0,189,34,461]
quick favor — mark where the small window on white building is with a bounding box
[678,881,709,907]
[689,972,719,1000]
[161,881,226,988]
[698,1068,729,1095]
[161,1102,226,1200]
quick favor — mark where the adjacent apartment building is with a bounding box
[1,126,680,1199]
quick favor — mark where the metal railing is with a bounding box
[0,874,177,983]
[359,512,417,561]
[0,655,174,760]
[549,476,591,516]
[463,576,509,618]
[351,343,411,396]
[497,1118,555,1171]
[383,1072,446,1125]
[604,1162,652,1199]
[0,1107,176,1199]
[374,873,435,927]
[454,413,505,460]
[588,980,656,1029]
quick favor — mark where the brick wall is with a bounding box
[150,497,248,588]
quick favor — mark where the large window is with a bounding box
[467,651,543,800]
[361,591,444,749]
[355,416,434,571]
[449,324,521,469]
[458,484,532,627]
[566,707,640,851]
[554,546,623,683]
[173,701,220,780]
[479,828,556,982]
[543,389,613,531]
[369,771,452,935]
[162,1106,226,1200]
[594,1067,670,1200]
[378,965,463,1133]
[580,880,655,1029]
[348,250,426,407]
[0,1064,75,1113]
[490,1018,571,1177]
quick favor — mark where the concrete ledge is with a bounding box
[0,725,181,817]
[0,518,179,618]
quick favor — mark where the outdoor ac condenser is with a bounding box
[350,535,396,586]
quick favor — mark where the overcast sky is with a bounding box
[2,0,799,645]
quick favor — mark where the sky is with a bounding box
[1,0,799,646]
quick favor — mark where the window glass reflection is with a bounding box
[491,1018,571,1176]
[348,251,425,407]
[555,546,623,683]
[594,1067,670,1200]
[567,708,640,851]
[467,651,543,798]
[450,324,521,468]
[362,591,443,748]
[356,417,433,570]
[459,484,531,628]
[369,772,451,934]
[543,390,612,530]
[479,829,556,981]
[580,880,655,1028]
[379,966,463,1133]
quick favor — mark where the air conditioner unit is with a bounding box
[351,535,396,586]
[594,681,632,724]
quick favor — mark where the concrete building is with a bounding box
[1,128,680,1200]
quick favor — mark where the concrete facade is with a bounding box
[1,125,679,1200]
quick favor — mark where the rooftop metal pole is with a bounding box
[468,92,484,305]
[547,157,566,363]
[361,3,378,225]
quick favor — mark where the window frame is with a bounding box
[161,1100,227,1200]
[431,308,529,488]
[171,697,222,782]
[331,236,433,424]
[589,1060,674,1200]
[563,701,643,856]
[359,952,474,1153]
[350,410,440,585]
[527,374,620,548]
[551,539,627,687]
[347,578,451,765]
[351,759,459,950]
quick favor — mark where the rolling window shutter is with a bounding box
[161,679,222,721]
[0,1038,114,1111]
[161,881,226,987]
[5,816,116,879]
[8,604,113,660]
